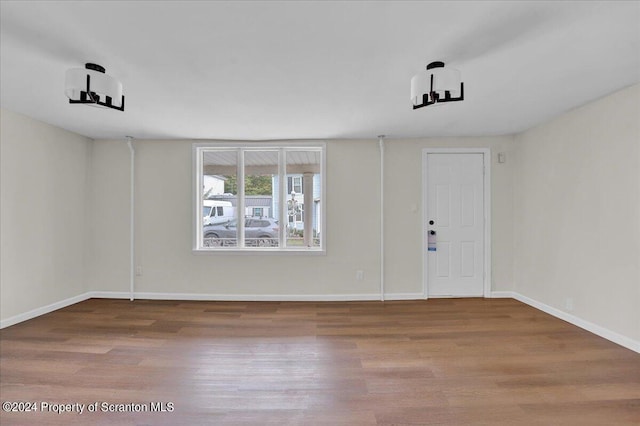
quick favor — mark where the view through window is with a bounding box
[195,145,324,251]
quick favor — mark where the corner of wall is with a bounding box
[510,84,640,344]
[1,108,92,324]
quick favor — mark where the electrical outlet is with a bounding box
[356,270,364,281]
[136,266,143,276]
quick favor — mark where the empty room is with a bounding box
[1,1,639,425]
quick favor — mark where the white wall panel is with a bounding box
[0,109,91,321]
[514,83,640,343]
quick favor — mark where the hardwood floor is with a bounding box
[1,298,638,425]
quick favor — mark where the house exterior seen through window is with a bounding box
[194,144,324,252]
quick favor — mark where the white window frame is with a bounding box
[288,176,303,195]
[193,142,326,254]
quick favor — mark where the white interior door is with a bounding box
[425,153,485,297]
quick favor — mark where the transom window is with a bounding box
[194,144,324,252]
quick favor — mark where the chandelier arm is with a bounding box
[86,74,99,104]
[413,93,437,109]
[435,82,464,104]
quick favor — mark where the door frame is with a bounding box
[422,148,492,299]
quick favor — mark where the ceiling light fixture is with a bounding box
[411,61,464,109]
[65,63,125,111]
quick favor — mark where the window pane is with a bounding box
[202,150,238,247]
[285,150,321,248]
[294,176,302,194]
[244,151,279,248]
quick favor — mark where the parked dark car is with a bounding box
[203,218,279,247]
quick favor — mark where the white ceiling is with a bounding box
[1,1,639,141]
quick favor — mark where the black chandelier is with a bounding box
[411,61,464,109]
[65,63,125,111]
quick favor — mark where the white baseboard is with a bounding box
[0,292,91,329]
[490,291,515,298]
[428,294,485,298]
[511,292,639,353]
[383,293,425,301]
[88,291,424,302]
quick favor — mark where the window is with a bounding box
[195,144,324,252]
[287,176,302,195]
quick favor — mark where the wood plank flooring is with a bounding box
[1,298,638,425]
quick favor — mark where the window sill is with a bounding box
[192,247,326,256]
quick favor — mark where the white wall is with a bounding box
[88,139,385,297]
[87,136,515,298]
[0,109,92,321]
[85,140,131,293]
[513,84,640,342]
[384,137,515,295]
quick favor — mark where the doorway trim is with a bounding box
[422,148,492,299]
